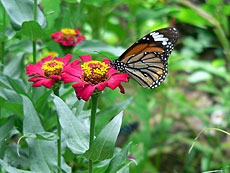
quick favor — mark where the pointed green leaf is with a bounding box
[0,159,36,173]
[0,87,22,104]
[117,164,129,173]
[105,142,131,173]
[22,95,70,172]
[85,111,123,161]
[53,95,89,154]
[0,117,14,158]
[96,97,132,135]
[22,21,48,40]
[3,52,24,78]
[22,95,44,134]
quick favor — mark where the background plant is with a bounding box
[0,0,230,172]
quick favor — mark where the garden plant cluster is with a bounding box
[0,0,230,173]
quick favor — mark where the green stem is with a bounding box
[32,0,37,64]
[53,86,61,173]
[34,0,37,21]
[89,91,100,173]
[32,40,36,64]
[1,3,6,72]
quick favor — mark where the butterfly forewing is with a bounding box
[111,27,178,89]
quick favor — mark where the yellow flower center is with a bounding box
[46,52,59,58]
[61,28,76,36]
[41,60,64,78]
[81,60,110,85]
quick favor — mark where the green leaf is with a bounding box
[0,159,35,173]
[85,111,123,161]
[22,95,71,172]
[0,117,14,158]
[4,102,23,119]
[53,95,89,154]
[21,21,47,40]
[96,97,132,135]
[3,52,24,78]
[35,90,52,112]
[22,95,44,134]
[1,0,46,30]
[42,0,61,29]
[105,142,131,173]
[0,87,22,104]
[75,40,125,56]
[6,76,28,96]
[187,71,212,83]
[117,164,129,173]
[177,8,212,27]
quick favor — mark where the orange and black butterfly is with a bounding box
[110,27,178,89]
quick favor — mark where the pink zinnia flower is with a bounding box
[26,54,78,88]
[51,28,85,47]
[61,55,128,101]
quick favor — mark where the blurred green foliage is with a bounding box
[0,0,230,172]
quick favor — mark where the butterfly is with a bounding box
[110,27,178,89]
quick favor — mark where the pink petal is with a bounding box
[32,78,55,88]
[118,83,125,94]
[28,76,46,82]
[62,66,82,77]
[102,58,111,65]
[63,41,72,46]
[72,82,87,88]
[26,64,44,76]
[78,35,85,40]
[79,55,92,63]
[74,84,95,101]
[49,75,62,80]
[54,54,72,65]
[61,73,82,83]
[107,80,121,90]
[51,32,62,39]
[57,38,64,43]
[68,59,82,67]
[108,67,118,75]
[41,56,52,63]
[96,82,108,91]
[74,29,80,35]
[109,73,128,82]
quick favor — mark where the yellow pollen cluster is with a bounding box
[41,60,64,78]
[81,61,110,85]
[46,52,59,58]
[61,28,76,35]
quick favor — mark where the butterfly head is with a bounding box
[110,59,126,72]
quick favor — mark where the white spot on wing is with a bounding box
[150,32,169,45]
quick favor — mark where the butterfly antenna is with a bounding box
[93,51,109,59]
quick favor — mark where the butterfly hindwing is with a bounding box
[124,52,168,88]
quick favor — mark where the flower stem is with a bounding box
[33,0,37,64]
[89,91,100,173]
[34,0,37,21]
[53,85,61,173]
[32,40,36,64]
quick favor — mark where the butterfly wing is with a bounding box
[113,27,178,89]
[124,52,168,88]
[119,27,178,62]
